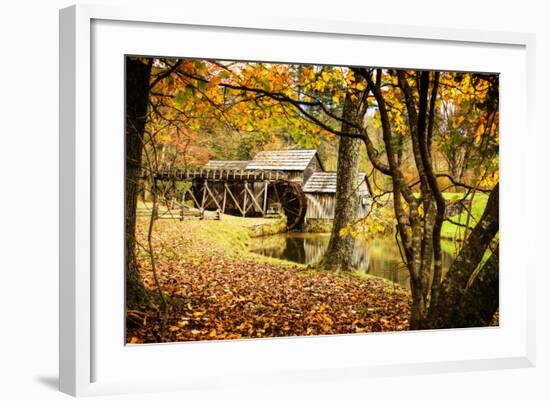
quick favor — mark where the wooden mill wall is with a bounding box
[305,191,371,221]
[280,156,323,184]
[302,156,323,183]
[305,193,336,220]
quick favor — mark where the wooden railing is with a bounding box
[154,168,288,182]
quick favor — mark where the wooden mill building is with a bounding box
[246,149,324,184]
[302,172,371,225]
[194,149,371,228]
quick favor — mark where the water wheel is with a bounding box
[272,180,306,230]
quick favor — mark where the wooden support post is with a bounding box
[201,179,207,210]
[244,182,265,214]
[224,182,245,215]
[204,182,222,211]
[242,182,248,217]
[222,185,227,214]
[184,187,200,210]
[181,190,186,221]
[263,181,268,214]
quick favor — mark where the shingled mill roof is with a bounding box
[246,149,319,171]
[204,160,250,170]
[303,172,367,193]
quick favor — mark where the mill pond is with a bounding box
[248,232,455,289]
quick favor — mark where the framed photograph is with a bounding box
[59,4,536,396]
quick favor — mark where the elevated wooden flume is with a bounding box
[154,168,307,230]
[155,168,288,182]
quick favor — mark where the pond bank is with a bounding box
[128,214,411,343]
[244,215,288,238]
[248,231,455,290]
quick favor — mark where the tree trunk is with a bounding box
[318,92,362,271]
[426,183,499,328]
[126,58,152,307]
[450,247,499,328]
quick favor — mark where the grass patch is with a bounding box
[351,270,394,286]
[137,207,298,268]
[370,191,489,242]
[303,219,333,233]
[441,192,489,241]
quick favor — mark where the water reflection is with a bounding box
[248,232,454,289]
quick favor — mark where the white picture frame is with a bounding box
[59,4,536,397]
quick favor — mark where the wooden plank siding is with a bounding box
[305,193,336,220]
[303,172,371,222]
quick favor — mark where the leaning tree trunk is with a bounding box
[426,183,499,328]
[126,58,152,307]
[450,247,499,328]
[318,92,362,271]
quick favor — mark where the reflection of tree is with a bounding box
[352,242,370,272]
[283,237,306,264]
[248,235,287,259]
[303,237,329,266]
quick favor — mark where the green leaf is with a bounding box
[198,80,208,91]
[175,90,185,105]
